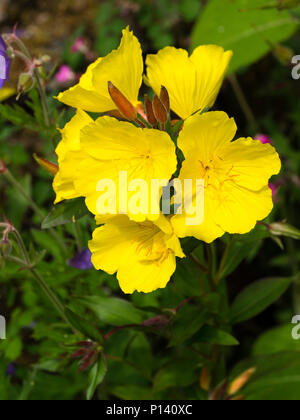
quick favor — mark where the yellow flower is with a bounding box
[171,111,281,243]
[89,215,185,294]
[56,27,143,113]
[145,46,233,120]
[53,109,93,203]
[72,116,177,222]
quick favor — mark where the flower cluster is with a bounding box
[53,27,281,294]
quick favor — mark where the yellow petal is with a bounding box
[53,110,92,203]
[178,111,237,162]
[145,46,232,120]
[220,137,281,191]
[57,27,143,113]
[212,183,274,234]
[55,109,93,161]
[53,171,79,204]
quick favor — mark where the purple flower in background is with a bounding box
[6,364,15,377]
[255,134,273,145]
[69,248,93,270]
[0,36,10,89]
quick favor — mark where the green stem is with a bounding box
[33,68,50,128]
[73,221,83,252]
[214,238,235,286]
[2,169,68,255]
[228,73,259,132]
[7,228,77,334]
[30,267,76,331]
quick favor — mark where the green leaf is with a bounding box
[231,352,300,400]
[65,309,104,344]
[197,325,239,346]
[253,324,300,355]
[230,277,292,324]
[86,356,107,400]
[220,227,270,280]
[42,198,89,229]
[153,359,199,392]
[169,304,209,346]
[78,295,147,326]
[109,385,153,400]
[191,0,299,73]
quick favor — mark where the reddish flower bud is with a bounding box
[144,94,157,126]
[152,95,168,124]
[108,81,137,120]
[160,86,170,114]
[34,154,58,176]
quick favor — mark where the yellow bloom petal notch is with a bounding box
[172,111,281,242]
[90,215,185,294]
[53,110,93,203]
[73,116,177,222]
[145,45,233,120]
[56,27,143,113]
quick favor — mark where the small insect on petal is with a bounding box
[108,81,137,121]
[34,154,58,176]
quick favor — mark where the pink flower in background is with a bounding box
[255,134,273,145]
[71,37,87,54]
[55,65,75,84]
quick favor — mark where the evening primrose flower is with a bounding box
[89,215,184,294]
[145,45,232,120]
[56,27,143,113]
[171,111,281,243]
[72,116,177,222]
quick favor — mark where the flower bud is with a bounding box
[152,95,168,124]
[160,86,170,114]
[108,81,137,120]
[269,221,300,240]
[34,154,58,176]
[144,94,157,126]
[18,72,35,95]
[200,366,211,391]
[228,368,256,395]
[0,239,12,258]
